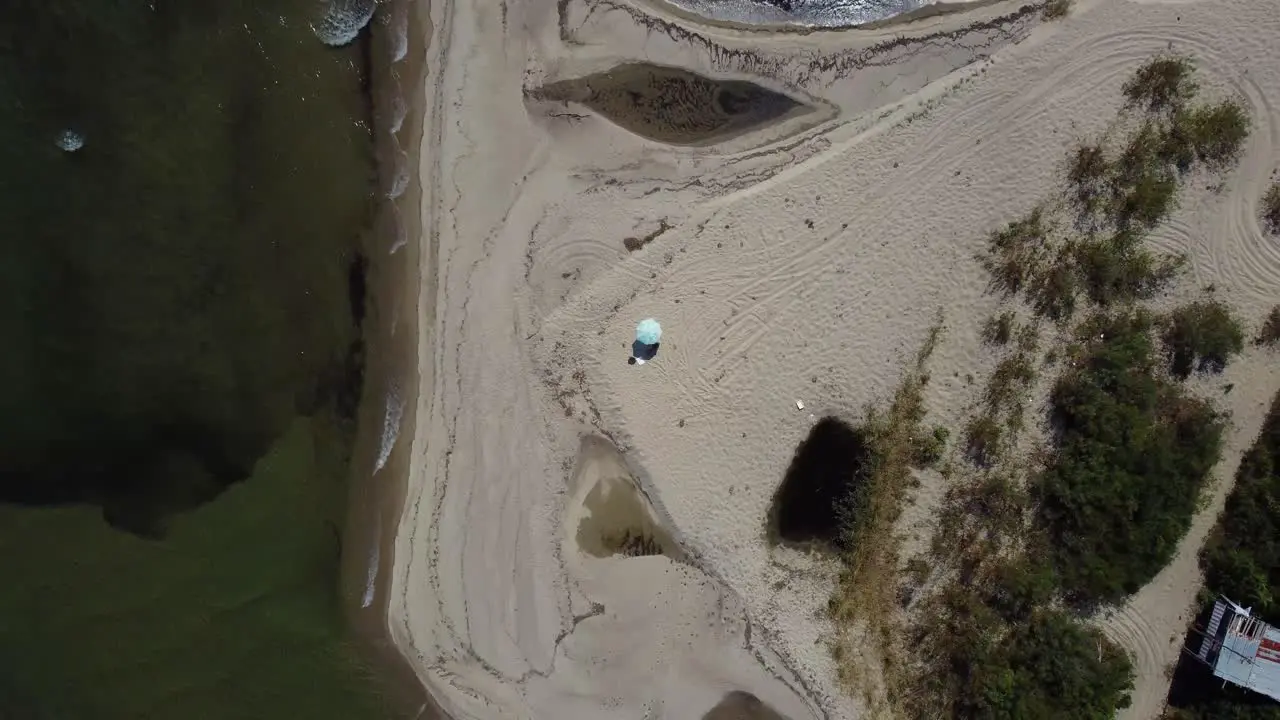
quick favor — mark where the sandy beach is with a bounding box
[387,0,1280,717]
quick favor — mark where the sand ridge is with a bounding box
[390,0,1280,717]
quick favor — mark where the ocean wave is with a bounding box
[312,0,377,47]
[373,382,405,474]
[388,204,408,255]
[389,78,408,134]
[361,517,381,608]
[382,0,410,64]
[386,145,410,200]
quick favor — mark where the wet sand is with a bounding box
[339,0,442,717]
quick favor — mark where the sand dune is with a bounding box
[390,0,1280,717]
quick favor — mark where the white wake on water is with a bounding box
[312,0,377,46]
[361,517,381,608]
[374,382,405,474]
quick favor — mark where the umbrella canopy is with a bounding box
[635,318,662,345]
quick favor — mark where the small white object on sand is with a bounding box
[795,399,805,410]
[634,358,646,365]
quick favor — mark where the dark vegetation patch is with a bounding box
[1181,101,1252,169]
[1122,56,1198,114]
[1262,182,1280,235]
[964,323,1038,468]
[981,57,1247,324]
[982,310,1016,346]
[534,64,809,145]
[1202,392,1280,622]
[1072,232,1184,306]
[768,416,874,549]
[1042,0,1071,19]
[1162,299,1245,378]
[1258,305,1280,346]
[622,218,671,252]
[906,54,1253,720]
[1166,391,1280,719]
[1036,310,1225,605]
[912,448,1138,719]
[910,582,1134,719]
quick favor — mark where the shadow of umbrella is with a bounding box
[629,340,660,365]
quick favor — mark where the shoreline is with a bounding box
[339,0,442,717]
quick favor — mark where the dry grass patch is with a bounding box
[829,317,944,701]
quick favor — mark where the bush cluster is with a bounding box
[979,57,1252,324]
[1043,0,1071,19]
[1202,393,1280,621]
[915,565,1134,719]
[1263,183,1280,235]
[1035,310,1226,604]
[1162,300,1245,378]
[1258,305,1280,346]
[1122,56,1198,113]
[1169,392,1280,719]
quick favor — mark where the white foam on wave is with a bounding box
[387,146,410,200]
[379,0,410,63]
[389,82,408,134]
[374,381,405,474]
[388,204,407,255]
[361,517,381,608]
[56,130,84,152]
[312,0,377,47]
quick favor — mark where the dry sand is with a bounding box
[388,0,1280,717]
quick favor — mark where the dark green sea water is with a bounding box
[0,0,402,716]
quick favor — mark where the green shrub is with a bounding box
[970,610,1134,718]
[987,353,1036,411]
[1036,310,1226,604]
[1184,390,1280,719]
[987,557,1056,623]
[1107,127,1180,230]
[965,414,1003,468]
[1074,233,1184,305]
[1261,183,1280,235]
[1123,56,1198,113]
[1157,117,1197,173]
[913,425,950,467]
[1181,100,1251,168]
[983,311,1016,346]
[1028,244,1080,322]
[981,210,1049,297]
[1163,300,1245,378]
[1069,143,1109,211]
[1259,305,1280,346]
[1043,0,1071,19]
[965,473,1030,542]
[1202,392,1280,618]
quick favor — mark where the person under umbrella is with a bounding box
[630,318,661,365]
